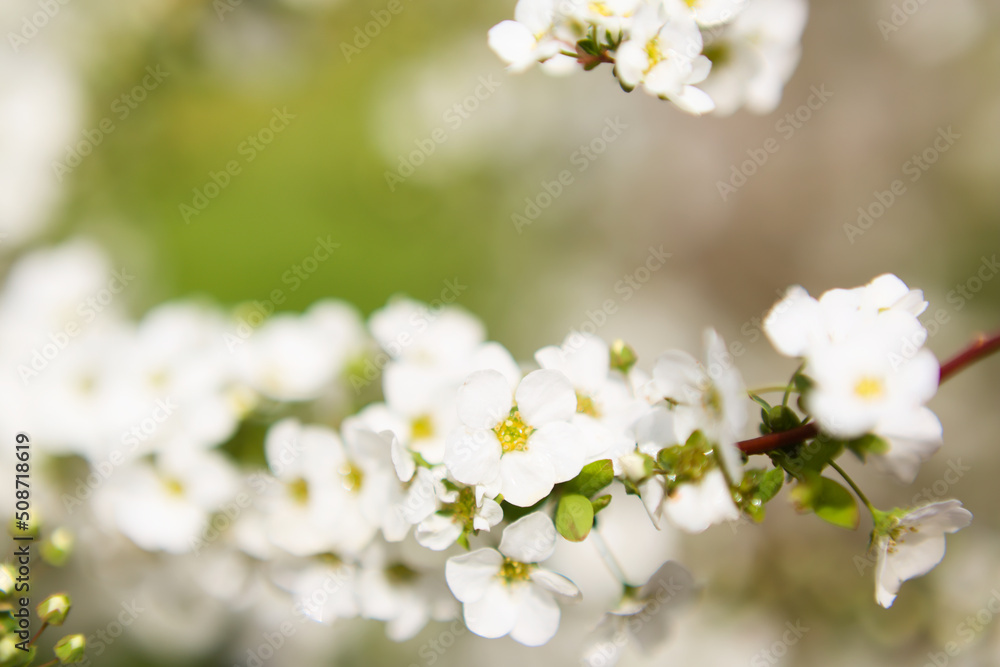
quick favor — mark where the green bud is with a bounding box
[41,528,75,568]
[610,340,638,374]
[37,593,72,626]
[54,634,86,664]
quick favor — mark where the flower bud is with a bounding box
[41,528,75,567]
[37,593,71,626]
[54,634,86,664]
[610,340,637,374]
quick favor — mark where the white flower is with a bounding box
[535,333,647,470]
[444,368,585,507]
[357,544,455,641]
[805,319,939,438]
[764,274,927,356]
[237,300,365,402]
[699,0,807,115]
[260,419,393,557]
[415,485,504,551]
[874,500,972,608]
[445,513,580,646]
[764,274,940,442]
[640,468,739,533]
[583,560,695,666]
[614,0,715,113]
[652,329,746,484]
[488,0,563,72]
[106,449,240,554]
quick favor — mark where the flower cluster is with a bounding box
[1,240,977,659]
[487,0,808,115]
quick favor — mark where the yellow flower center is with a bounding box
[288,477,310,505]
[853,377,885,401]
[500,557,533,583]
[494,408,534,454]
[576,392,600,418]
[162,477,185,497]
[411,414,434,440]
[339,463,364,494]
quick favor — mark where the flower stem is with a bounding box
[939,329,1000,382]
[591,528,628,585]
[28,622,48,647]
[829,459,877,519]
[783,363,804,407]
[737,329,1000,455]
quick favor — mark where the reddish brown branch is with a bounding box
[737,329,1000,456]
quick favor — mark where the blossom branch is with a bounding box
[737,329,1000,456]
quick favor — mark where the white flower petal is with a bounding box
[530,421,587,482]
[499,512,557,563]
[509,584,561,646]
[516,369,577,426]
[499,450,556,507]
[530,568,581,598]
[444,426,502,486]
[445,549,503,602]
[456,370,513,429]
[464,579,521,639]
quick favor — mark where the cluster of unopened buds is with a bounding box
[6,239,994,662]
[487,0,809,115]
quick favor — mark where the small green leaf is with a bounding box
[591,494,612,515]
[790,475,859,529]
[793,374,814,393]
[749,394,772,412]
[455,531,470,550]
[767,405,801,433]
[757,467,785,504]
[561,459,614,499]
[771,436,843,478]
[555,494,594,542]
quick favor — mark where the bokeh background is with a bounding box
[3,0,1000,664]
